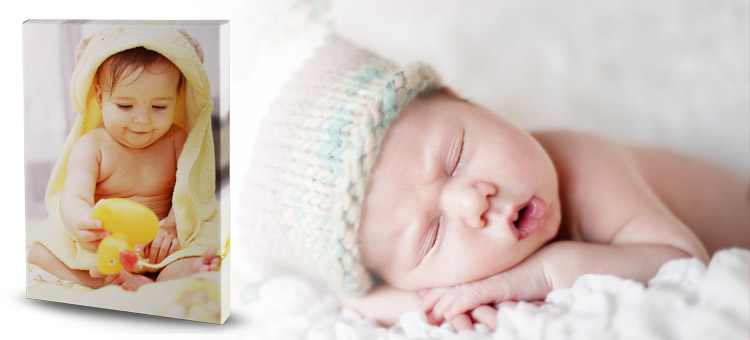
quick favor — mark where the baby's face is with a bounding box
[96,63,180,149]
[359,93,561,291]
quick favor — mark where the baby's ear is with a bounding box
[94,84,103,105]
[440,87,459,98]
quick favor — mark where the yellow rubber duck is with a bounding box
[91,198,159,275]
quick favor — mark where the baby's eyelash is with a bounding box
[117,104,133,109]
[427,216,441,253]
[417,216,441,266]
[450,132,466,176]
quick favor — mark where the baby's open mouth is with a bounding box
[513,206,528,228]
[510,197,548,240]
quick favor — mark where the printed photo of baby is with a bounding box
[23,20,229,323]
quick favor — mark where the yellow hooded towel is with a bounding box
[31,24,220,272]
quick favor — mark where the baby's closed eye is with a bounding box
[447,130,466,176]
[417,215,442,266]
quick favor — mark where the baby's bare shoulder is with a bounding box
[157,125,187,145]
[533,130,655,239]
[532,130,627,173]
[71,127,110,156]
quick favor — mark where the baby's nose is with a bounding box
[442,181,497,229]
[133,110,150,124]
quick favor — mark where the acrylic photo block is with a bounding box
[23,20,229,324]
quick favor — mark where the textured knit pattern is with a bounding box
[245,35,441,295]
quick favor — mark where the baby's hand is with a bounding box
[419,252,551,329]
[419,287,500,332]
[419,277,509,329]
[72,218,109,253]
[142,222,179,264]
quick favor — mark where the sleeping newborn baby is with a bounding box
[245,34,750,331]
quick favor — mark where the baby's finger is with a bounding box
[149,234,165,264]
[435,282,494,321]
[135,243,147,256]
[209,257,220,271]
[140,242,151,259]
[104,272,120,286]
[89,267,105,279]
[430,287,462,321]
[78,229,109,243]
[418,286,452,312]
[111,274,125,286]
[78,219,103,230]
[470,305,498,331]
[449,314,474,333]
[167,238,180,257]
[156,240,171,263]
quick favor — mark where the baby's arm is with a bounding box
[420,241,692,325]
[340,283,422,326]
[143,127,187,264]
[60,135,108,253]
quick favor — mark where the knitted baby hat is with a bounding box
[245,34,441,295]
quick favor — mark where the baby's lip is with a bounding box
[129,129,150,135]
[507,196,548,240]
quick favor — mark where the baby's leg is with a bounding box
[155,248,220,282]
[27,244,104,289]
[88,267,154,291]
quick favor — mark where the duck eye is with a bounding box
[109,259,116,265]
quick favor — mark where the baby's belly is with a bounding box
[95,192,173,220]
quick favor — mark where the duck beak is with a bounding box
[120,251,138,273]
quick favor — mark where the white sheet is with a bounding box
[233,249,749,339]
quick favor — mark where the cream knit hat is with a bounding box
[245,34,441,295]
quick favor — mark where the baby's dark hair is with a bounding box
[97,47,182,94]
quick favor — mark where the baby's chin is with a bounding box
[118,139,158,149]
[116,132,167,149]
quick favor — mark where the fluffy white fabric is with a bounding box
[233,249,749,339]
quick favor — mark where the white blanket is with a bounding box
[234,249,749,339]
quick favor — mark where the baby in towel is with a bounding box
[28,25,220,291]
[244,34,749,331]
